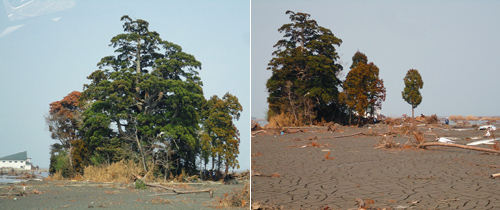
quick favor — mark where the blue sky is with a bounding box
[0,0,250,170]
[252,0,500,119]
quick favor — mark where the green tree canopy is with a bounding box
[201,92,242,176]
[266,10,343,125]
[81,15,204,175]
[402,69,424,118]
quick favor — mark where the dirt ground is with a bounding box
[0,179,248,209]
[251,124,500,209]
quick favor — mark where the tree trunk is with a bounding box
[68,146,73,167]
[225,161,229,177]
[412,106,414,118]
[135,135,147,172]
[349,109,352,126]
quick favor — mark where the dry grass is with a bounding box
[267,113,301,128]
[425,114,439,124]
[466,115,479,121]
[481,116,500,123]
[83,160,143,183]
[449,115,464,122]
[46,170,64,181]
[214,182,249,209]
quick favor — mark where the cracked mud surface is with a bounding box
[251,126,500,209]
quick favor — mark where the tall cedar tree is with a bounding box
[266,10,343,125]
[340,51,386,125]
[402,69,423,118]
[201,93,242,176]
[81,16,204,176]
[45,91,83,168]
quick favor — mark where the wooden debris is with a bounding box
[131,172,213,197]
[355,198,365,208]
[331,132,365,139]
[146,183,213,198]
[251,130,267,135]
[490,173,500,178]
[419,142,500,154]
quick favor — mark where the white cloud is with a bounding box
[0,24,24,38]
[51,17,61,21]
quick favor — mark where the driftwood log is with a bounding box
[418,142,500,154]
[331,132,365,138]
[145,183,213,198]
[132,172,213,198]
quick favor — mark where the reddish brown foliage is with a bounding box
[49,91,82,116]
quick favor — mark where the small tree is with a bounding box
[402,69,424,118]
[202,93,242,176]
[45,91,84,168]
[340,51,385,125]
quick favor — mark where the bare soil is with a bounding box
[251,124,500,209]
[0,179,248,209]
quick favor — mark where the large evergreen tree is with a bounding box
[81,15,204,175]
[266,10,343,125]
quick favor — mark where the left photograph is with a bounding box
[0,1,250,209]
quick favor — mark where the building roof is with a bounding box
[0,151,28,160]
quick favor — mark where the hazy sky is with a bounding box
[0,1,250,170]
[252,0,500,119]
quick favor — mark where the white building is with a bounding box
[0,151,32,170]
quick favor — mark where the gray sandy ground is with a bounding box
[0,179,247,210]
[252,125,500,209]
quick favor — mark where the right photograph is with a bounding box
[251,1,500,209]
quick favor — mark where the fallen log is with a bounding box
[0,191,25,197]
[419,142,500,154]
[131,172,213,197]
[251,130,267,135]
[330,132,365,139]
[145,183,213,198]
